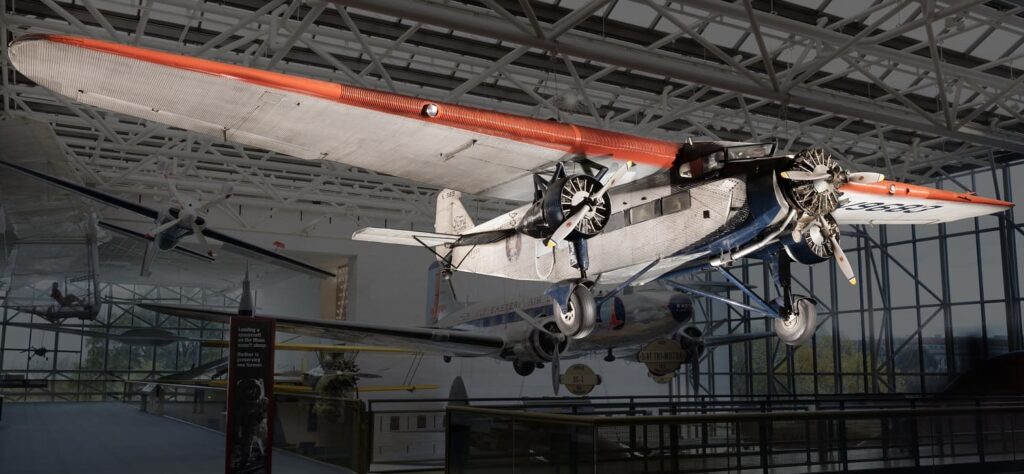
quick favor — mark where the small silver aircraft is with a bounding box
[143,265,770,394]
[0,160,334,279]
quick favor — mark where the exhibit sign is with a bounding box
[225,316,276,474]
[560,363,602,396]
[638,338,687,376]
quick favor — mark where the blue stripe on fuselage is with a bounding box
[674,172,782,258]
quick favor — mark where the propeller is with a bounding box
[781,149,884,286]
[544,161,634,249]
[552,340,561,395]
[516,309,566,395]
[148,164,236,257]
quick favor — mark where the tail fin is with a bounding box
[435,189,474,234]
[426,261,459,326]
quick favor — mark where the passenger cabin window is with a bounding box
[605,212,626,232]
[629,201,658,224]
[662,192,691,215]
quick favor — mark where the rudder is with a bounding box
[435,189,474,234]
[426,261,460,326]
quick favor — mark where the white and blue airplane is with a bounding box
[143,264,771,394]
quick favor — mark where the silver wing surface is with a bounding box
[140,303,505,357]
[8,34,678,201]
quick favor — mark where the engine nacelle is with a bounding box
[515,174,611,240]
[779,217,839,265]
[508,322,568,363]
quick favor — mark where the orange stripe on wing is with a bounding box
[840,180,1014,207]
[36,34,680,168]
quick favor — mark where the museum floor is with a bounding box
[0,402,352,474]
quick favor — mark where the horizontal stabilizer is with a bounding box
[352,228,459,247]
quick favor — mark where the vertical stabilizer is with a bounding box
[425,261,460,326]
[435,189,474,234]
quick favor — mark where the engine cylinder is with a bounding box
[515,174,611,240]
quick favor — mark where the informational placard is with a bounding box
[638,338,687,376]
[225,317,275,474]
[559,363,602,396]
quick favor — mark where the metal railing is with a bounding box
[446,399,1024,473]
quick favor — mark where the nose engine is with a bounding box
[778,148,884,284]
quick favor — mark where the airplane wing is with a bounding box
[1,320,196,344]
[140,303,505,357]
[200,340,421,354]
[200,228,335,279]
[0,160,334,279]
[704,332,774,347]
[8,34,679,201]
[834,180,1012,224]
[0,160,159,220]
[2,321,111,339]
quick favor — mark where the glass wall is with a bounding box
[719,160,1023,397]
[0,283,232,401]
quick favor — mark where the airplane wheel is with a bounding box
[774,296,817,346]
[513,360,535,376]
[554,284,597,340]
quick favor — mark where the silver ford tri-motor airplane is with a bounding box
[6,34,1013,350]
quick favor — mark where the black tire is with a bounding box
[554,284,597,339]
[774,296,817,346]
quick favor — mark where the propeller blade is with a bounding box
[591,160,634,202]
[514,309,560,339]
[780,170,830,181]
[545,161,634,249]
[165,179,186,206]
[147,217,181,237]
[197,184,234,213]
[847,172,885,184]
[544,203,591,248]
[193,224,216,257]
[552,338,561,396]
[829,233,857,285]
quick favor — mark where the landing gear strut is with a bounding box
[771,255,818,346]
[664,253,819,347]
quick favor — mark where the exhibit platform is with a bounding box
[0,402,352,474]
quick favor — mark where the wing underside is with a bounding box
[140,303,505,357]
[835,181,1012,224]
[8,34,679,200]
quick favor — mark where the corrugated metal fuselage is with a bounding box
[450,169,787,284]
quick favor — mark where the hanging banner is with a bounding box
[225,316,276,474]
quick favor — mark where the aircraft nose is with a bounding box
[668,294,693,323]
